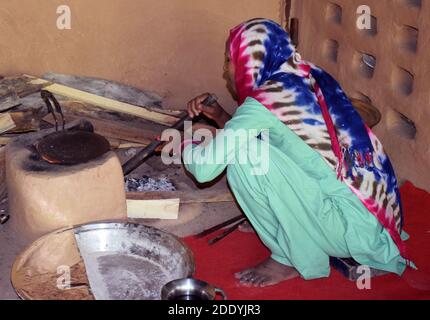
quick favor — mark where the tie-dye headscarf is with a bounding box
[229,18,407,258]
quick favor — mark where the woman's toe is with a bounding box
[250,274,267,287]
[235,269,251,279]
[239,271,257,284]
[258,276,277,288]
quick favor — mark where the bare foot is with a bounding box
[235,258,299,287]
[238,221,255,233]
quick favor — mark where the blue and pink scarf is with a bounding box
[228,19,407,258]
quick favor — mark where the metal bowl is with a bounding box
[11,221,195,300]
[161,278,227,300]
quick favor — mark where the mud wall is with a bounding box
[0,0,284,112]
[290,0,430,191]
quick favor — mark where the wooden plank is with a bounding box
[126,199,180,220]
[0,91,20,111]
[0,75,50,98]
[58,100,168,135]
[105,138,147,150]
[0,137,12,146]
[26,76,178,126]
[126,189,234,204]
[42,73,185,118]
[118,142,147,149]
[8,108,42,133]
[0,147,6,200]
[43,113,153,145]
[0,113,16,134]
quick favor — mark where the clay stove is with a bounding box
[5,117,127,243]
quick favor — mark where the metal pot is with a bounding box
[161,278,227,300]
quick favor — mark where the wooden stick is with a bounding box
[0,147,7,200]
[0,137,11,145]
[107,138,147,150]
[0,113,16,134]
[8,109,42,133]
[118,142,147,149]
[0,91,20,111]
[126,189,234,204]
[43,114,153,145]
[26,76,179,126]
[58,100,165,138]
[1,75,50,98]
[126,198,180,220]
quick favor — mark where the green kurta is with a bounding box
[183,97,408,280]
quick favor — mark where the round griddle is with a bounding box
[37,90,111,165]
[36,130,111,165]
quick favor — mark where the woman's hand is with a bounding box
[154,123,218,153]
[187,93,231,128]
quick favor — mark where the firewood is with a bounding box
[126,189,234,204]
[126,198,180,220]
[42,73,184,118]
[25,75,179,126]
[8,108,42,133]
[0,147,6,199]
[0,113,16,134]
[0,90,20,111]
[106,138,146,150]
[0,75,50,98]
[57,100,167,136]
[0,137,11,146]
[43,114,153,145]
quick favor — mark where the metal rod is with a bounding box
[208,219,245,245]
[41,90,66,131]
[122,94,218,176]
[195,215,245,238]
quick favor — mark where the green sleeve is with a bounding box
[182,97,276,183]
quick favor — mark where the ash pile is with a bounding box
[125,176,176,192]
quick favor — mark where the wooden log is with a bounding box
[117,142,147,149]
[25,76,179,126]
[0,137,11,146]
[0,75,50,98]
[43,113,153,145]
[105,138,146,150]
[0,113,16,134]
[0,147,6,199]
[57,100,168,135]
[0,90,20,111]
[126,198,180,220]
[126,189,234,204]
[8,108,42,133]
[42,73,185,118]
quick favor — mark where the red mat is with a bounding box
[183,182,430,300]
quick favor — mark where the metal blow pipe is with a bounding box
[122,94,218,175]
